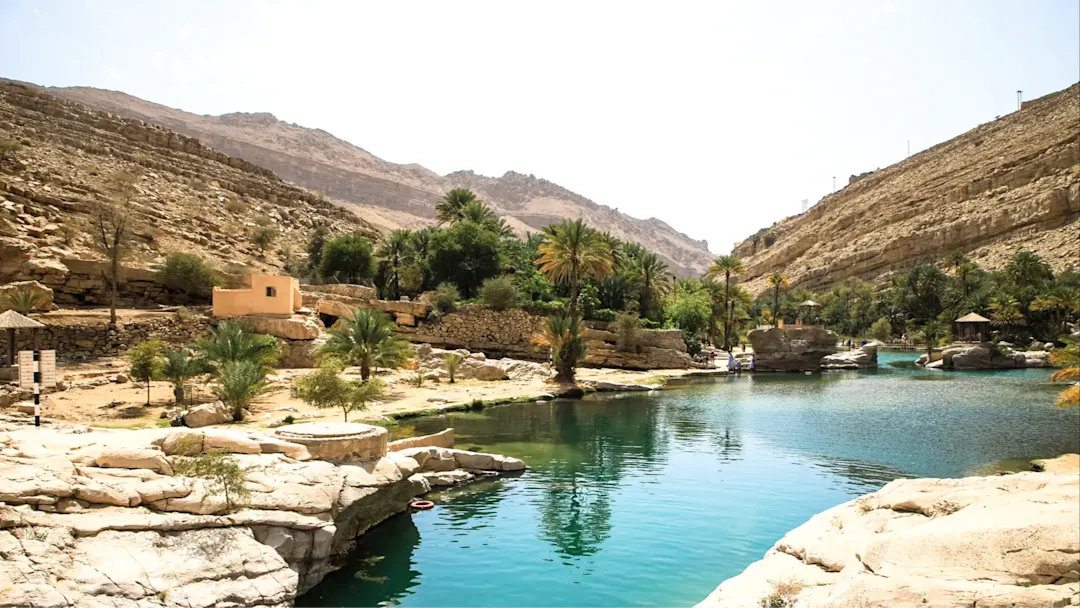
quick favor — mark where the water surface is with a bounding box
[299,353,1079,607]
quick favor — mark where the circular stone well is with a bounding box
[275,422,388,461]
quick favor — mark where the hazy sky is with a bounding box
[2,1,1077,254]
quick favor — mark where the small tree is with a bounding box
[92,171,139,326]
[444,352,463,383]
[294,358,385,422]
[614,312,642,353]
[2,286,47,315]
[127,339,165,405]
[172,450,250,512]
[434,282,459,312]
[213,359,272,421]
[316,308,412,381]
[319,234,376,284]
[162,348,209,405]
[157,252,220,299]
[194,321,280,372]
[533,314,586,384]
[919,320,946,360]
[869,317,892,342]
[481,276,519,311]
[251,227,278,254]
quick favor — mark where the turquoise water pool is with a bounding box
[298,353,1079,607]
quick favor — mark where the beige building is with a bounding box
[212,275,302,317]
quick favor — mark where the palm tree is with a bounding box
[919,319,946,360]
[536,219,615,318]
[1005,250,1054,288]
[532,313,586,383]
[162,348,209,405]
[2,287,47,315]
[214,359,272,421]
[767,271,789,328]
[435,188,480,226]
[459,201,513,237]
[410,227,436,291]
[631,252,671,321]
[316,307,412,381]
[1032,287,1080,334]
[1049,335,1079,409]
[707,255,745,350]
[376,229,414,300]
[194,321,280,372]
[989,295,1025,335]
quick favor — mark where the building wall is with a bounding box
[213,275,301,317]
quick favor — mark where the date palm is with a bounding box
[435,188,480,226]
[162,348,209,405]
[2,287,46,315]
[989,296,1024,332]
[536,219,614,318]
[376,229,415,300]
[1049,335,1079,409]
[460,201,513,237]
[767,271,789,328]
[707,255,745,350]
[631,252,671,321]
[194,321,280,372]
[316,307,412,381]
[1032,287,1080,334]
[919,319,946,360]
[532,313,586,383]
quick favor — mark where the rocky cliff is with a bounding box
[733,83,1080,294]
[698,471,1080,608]
[0,80,379,289]
[45,85,716,276]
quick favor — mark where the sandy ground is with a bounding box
[30,357,716,430]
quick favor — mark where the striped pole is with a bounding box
[33,350,40,427]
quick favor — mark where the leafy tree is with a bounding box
[666,288,712,354]
[251,227,277,253]
[428,221,502,297]
[459,200,513,237]
[533,313,586,383]
[1032,286,1080,335]
[1049,335,1079,409]
[869,317,892,342]
[92,171,139,326]
[306,227,329,274]
[376,229,415,300]
[1004,250,1053,298]
[444,352,463,383]
[294,358,385,422]
[214,359,272,421]
[317,307,412,381]
[481,276,519,310]
[2,286,47,315]
[157,252,220,299]
[767,272,789,328]
[989,295,1025,339]
[614,312,642,352]
[436,188,480,226]
[707,255,745,351]
[536,219,615,318]
[919,320,947,360]
[319,234,376,284]
[171,450,251,512]
[126,339,165,405]
[162,348,209,405]
[434,282,460,312]
[194,321,280,372]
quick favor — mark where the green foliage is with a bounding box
[251,226,277,253]
[171,450,251,512]
[869,317,892,342]
[213,359,272,421]
[294,358,385,422]
[481,276,520,311]
[2,286,47,315]
[666,288,712,352]
[162,348,209,405]
[194,321,280,371]
[536,219,615,317]
[306,227,328,274]
[629,251,671,321]
[428,221,502,297]
[317,307,412,381]
[319,234,376,284]
[434,282,460,312]
[444,352,463,383]
[436,188,480,226]
[126,340,165,405]
[533,314,586,383]
[590,308,617,323]
[614,312,642,352]
[157,252,220,299]
[375,229,415,300]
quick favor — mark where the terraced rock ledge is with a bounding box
[697,466,1080,608]
[0,416,523,607]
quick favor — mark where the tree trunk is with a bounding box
[723,272,731,351]
[773,286,781,328]
[109,256,119,326]
[146,381,151,406]
[568,265,579,318]
[342,408,349,423]
[360,360,371,382]
[173,384,185,406]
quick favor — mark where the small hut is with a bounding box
[954,312,991,343]
[0,310,45,368]
[797,300,820,326]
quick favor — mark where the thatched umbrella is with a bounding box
[0,310,45,367]
[798,299,820,325]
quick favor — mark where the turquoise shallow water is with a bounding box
[298,353,1080,607]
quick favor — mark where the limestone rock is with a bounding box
[0,280,53,311]
[182,400,232,428]
[202,430,262,454]
[821,342,879,370]
[275,422,388,461]
[94,448,173,475]
[749,326,838,372]
[241,314,322,340]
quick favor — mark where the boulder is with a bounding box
[939,343,1047,370]
[154,430,205,455]
[748,326,838,372]
[94,448,173,475]
[242,315,322,340]
[256,436,312,460]
[0,280,53,311]
[821,342,878,370]
[470,363,509,381]
[202,430,262,454]
[182,400,232,428]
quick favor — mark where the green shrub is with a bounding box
[251,227,278,252]
[294,358,385,422]
[444,352,463,383]
[524,300,567,316]
[213,359,272,421]
[127,339,165,405]
[157,252,220,299]
[172,450,250,512]
[2,286,47,315]
[0,138,20,159]
[614,312,642,352]
[319,234,376,284]
[434,282,460,312]
[870,317,892,342]
[590,308,617,322]
[481,276,519,311]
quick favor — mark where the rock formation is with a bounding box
[748,326,838,372]
[917,343,1052,370]
[698,472,1080,608]
[43,85,715,277]
[821,342,879,370]
[733,83,1080,295]
[0,417,523,607]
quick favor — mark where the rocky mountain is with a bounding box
[733,83,1080,295]
[47,86,716,276]
[0,80,377,304]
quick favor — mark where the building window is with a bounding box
[266,287,277,297]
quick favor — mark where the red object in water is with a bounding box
[410,500,435,510]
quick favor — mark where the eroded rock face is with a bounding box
[749,326,839,372]
[821,342,879,370]
[697,472,1080,608]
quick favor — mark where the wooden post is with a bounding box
[5,328,13,368]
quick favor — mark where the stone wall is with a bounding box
[397,305,546,360]
[13,312,210,360]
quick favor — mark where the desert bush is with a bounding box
[481,276,519,311]
[614,312,642,352]
[294,358,385,422]
[171,450,250,512]
[158,252,220,299]
[225,199,247,214]
[758,578,805,608]
[253,214,273,227]
[434,282,460,312]
[251,227,278,253]
[2,286,47,315]
[0,138,20,159]
[444,352,463,384]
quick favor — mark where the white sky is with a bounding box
[2,0,1078,254]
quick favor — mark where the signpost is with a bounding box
[18,350,55,427]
